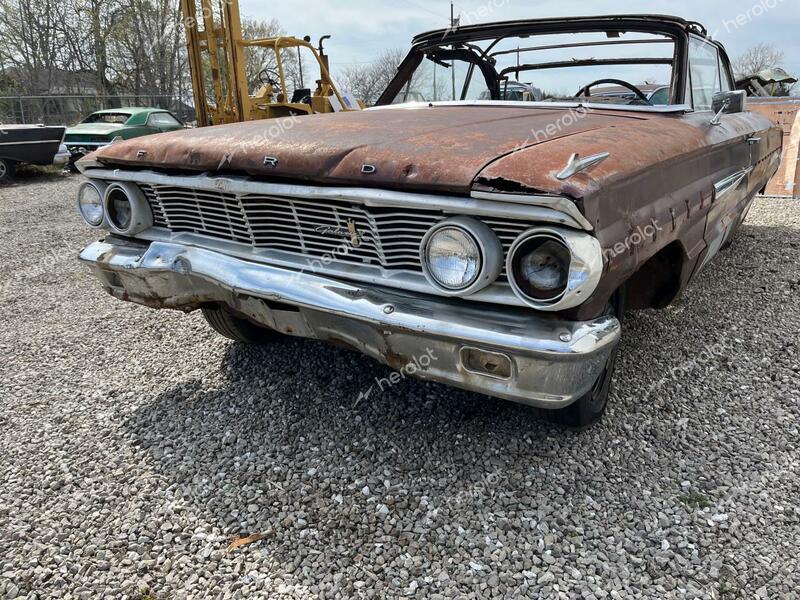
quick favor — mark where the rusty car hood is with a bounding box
[89,104,652,193]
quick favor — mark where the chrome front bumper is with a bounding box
[79,239,621,409]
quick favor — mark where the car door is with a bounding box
[687,37,759,271]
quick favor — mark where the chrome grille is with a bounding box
[139,184,533,274]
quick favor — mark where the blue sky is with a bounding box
[238,0,800,84]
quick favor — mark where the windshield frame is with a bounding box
[376,15,724,110]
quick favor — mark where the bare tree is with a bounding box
[240,17,283,92]
[0,0,164,98]
[237,17,309,99]
[732,43,785,80]
[733,43,797,96]
[110,0,187,100]
[336,49,405,106]
[0,0,301,121]
[0,0,69,93]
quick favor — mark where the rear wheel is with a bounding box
[546,289,625,429]
[202,307,280,344]
[0,159,16,183]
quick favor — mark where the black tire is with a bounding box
[721,219,744,251]
[0,158,16,184]
[720,235,735,251]
[201,307,279,344]
[723,202,754,251]
[546,289,626,429]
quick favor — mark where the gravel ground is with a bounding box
[1,172,799,600]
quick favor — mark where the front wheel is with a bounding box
[202,307,281,344]
[547,350,618,429]
[0,158,16,183]
[547,290,625,429]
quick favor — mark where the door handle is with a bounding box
[747,137,761,145]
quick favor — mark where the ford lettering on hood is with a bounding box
[88,104,645,194]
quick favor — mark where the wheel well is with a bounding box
[624,241,685,310]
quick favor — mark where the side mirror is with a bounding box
[712,90,747,115]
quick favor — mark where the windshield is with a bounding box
[386,30,676,107]
[82,112,131,124]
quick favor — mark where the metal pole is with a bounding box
[18,96,25,124]
[450,2,456,101]
[298,50,304,88]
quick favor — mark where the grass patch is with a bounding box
[677,491,713,509]
[136,588,157,600]
[719,577,741,600]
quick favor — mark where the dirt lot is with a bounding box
[1,171,799,599]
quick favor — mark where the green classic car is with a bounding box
[64,107,184,167]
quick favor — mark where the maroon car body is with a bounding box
[75,15,782,427]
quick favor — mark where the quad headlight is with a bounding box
[77,179,152,235]
[420,217,503,296]
[510,235,571,301]
[102,182,152,235]
[507,227,603,311]
[425,227,480,289]
[76,181,108,228]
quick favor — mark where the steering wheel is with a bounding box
[258,68,281,89]
[575,78,652,105]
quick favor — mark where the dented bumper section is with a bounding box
[79,238,621,409]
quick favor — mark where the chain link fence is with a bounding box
[0,95,196,126]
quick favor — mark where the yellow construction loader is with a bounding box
[180,0,358,126]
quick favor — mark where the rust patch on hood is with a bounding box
[476,111,770,200]
[90,104,645,194]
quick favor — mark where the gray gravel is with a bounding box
[1,172,799,600]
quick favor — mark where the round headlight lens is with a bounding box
[102,182,152,235]
[106,187,132,231]
[424,227,482,290]
[78,183,104,226]
[511,236,571,301]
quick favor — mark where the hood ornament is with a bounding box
[556,152,610,180]
[346,219,362,247]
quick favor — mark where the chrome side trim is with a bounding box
[470,191,593,231]
[0,139,63,146]
[81,168,582,226]
[714,167,753,201]
[370,100,694,114]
